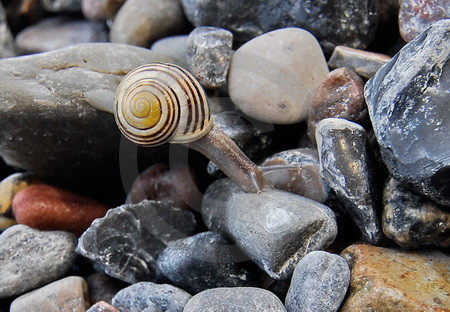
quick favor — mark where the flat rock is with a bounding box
[76,200,197,283]
[202,179,337,280]
[0,224,77,298]
[0,2,17,58]
[365,19,450,206]
[228,27,328,124]
[340,244,450,312]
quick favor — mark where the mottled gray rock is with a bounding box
[365,19,450,206]
[156,231,264,294]
[186,27,233,88]
[76,200,197,283]
[316,118,382,244]
[110,0,186,47]
[183,287,287,312]
[10,276,90,312]
[0,2,17,58]
[285,251,350,312]
[202,179,337,280]
[15,17,108,54]
[112,282,191,312]
[41,0,82,12]
[382,177,450,248]
[0,225,77,298]
[151,35,188,68]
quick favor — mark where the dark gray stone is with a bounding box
[76,200,197,283]
[0,2,16,58]
[382,177,450,248]
[285,251,350,312]
[183,287,287,312]
[365,19,450,207]
[0,224,77,298]
[111,282,191,312]
[202,179,337,280]
[186,27,233,88]
[316,118,382,245]
[41,0,82,12]
[156,231,264,294]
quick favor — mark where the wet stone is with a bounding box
[202,179,337,280]
[186,27,233,89]
[151,35,189,68]
[285,251,350,312]
[183,287,287,312]
[307,68,367,145]
[382,177,450,249]
[0,2,17,58]
[87,301,120,312]
[76,200,197,283]
[111,282,191,312]
[0,224,77,298]
[41,0,82,12]
[365,19,450,206]
[87,273,127,304]
[156,231,264,294]
[316,118,382,244]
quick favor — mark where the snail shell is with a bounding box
[114,63,213,146]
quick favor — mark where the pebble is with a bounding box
[41,0,82,12]
[202,179,337,280]
[261,148,330,203]
[125,163,200,210]
[16,17,108,54]
[307,68,367,145]
[186,27,233,89]
[10,276,90,312]
[0,2,17,58]
[365,19,450,206]
[0,224,77,298]
[340,244,450,311]
[382,177,450,248]
[111,281,191,312]
[183,287,287,312]
[82,0,125,21]
[109,0,186,47]
[399,0,450,42]
[12,183,109,236]
[327,45,392,79]
[285,251,350,312]
[76,200,197,283]
[87,273,127,304]
[151,35,189,68]
[316,118,382,244]
[87,301,120,312]
[156,231,264,294]
[228,27,329,124]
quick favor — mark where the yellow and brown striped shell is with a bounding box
[114,63,213,146]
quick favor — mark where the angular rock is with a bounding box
[10,276,90,312]
[183,287,287,312]
[202,179,337,280]
[228,27,329,124]
[151,35,188,68]
[316,118,382,244]
[0,2,17,58]
[156,231,264,294]
[87,301,120,312]
[340,244,450,311]
[285,251,350,312]
[87,273,127,304]
[186,27,233,88]
[110,0,186,47]
[76,200,197,283]
[307,68,367,145]
[111,282,191,312]
[41,0,82,12]
[0,225,77,298]
[382,177,450,248]
[15,17,108,54]
[261,148,330,203]
[365,20,450,206]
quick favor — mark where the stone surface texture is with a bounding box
[87,301,120,312]
[151,35,188,68]
[0,2,17,58]
[82,0,125,20]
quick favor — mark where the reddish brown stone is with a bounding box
[87,301,120,312]
[12,184,109,236]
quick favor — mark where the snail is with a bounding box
[114,62,289,193]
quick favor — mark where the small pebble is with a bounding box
[151,35,189,68]
[228,27,329,124]
[186,26,233,89]
[87,301,120,312]
[285,251,350,312]
[0,2,17,58]
[0,224,77,298]
[87,273,127,304]
[111,281,191,312]
[10,276,90,312]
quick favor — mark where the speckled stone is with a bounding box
[10,276,90,312]
[340,244,450,312]
[0,225,77,298]
[228,27,329,124]
[382,177,450,248]
[285,251,350,312]
[41,0,82,12]
[151,35,188,68]
[0,2,17,58]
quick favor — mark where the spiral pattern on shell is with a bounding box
[114,63,213,146]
